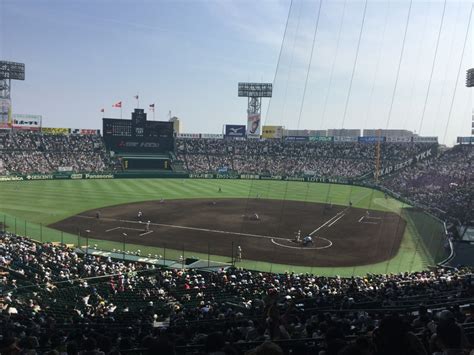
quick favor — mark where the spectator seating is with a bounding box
[1,231,473,354]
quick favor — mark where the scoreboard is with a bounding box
[103,109,174,153]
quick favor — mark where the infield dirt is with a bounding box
[50,198,406,267]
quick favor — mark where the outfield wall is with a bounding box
[0,171,344,182]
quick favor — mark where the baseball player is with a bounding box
[303,235,313,246]
[236,246,242,262]
[295,230,301,243]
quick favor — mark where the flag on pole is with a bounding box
[112,101,122,108]
[149,104,155,112]
[134,95,139,100]
[100,108,105,113]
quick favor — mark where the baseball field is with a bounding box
[0,178,447,276]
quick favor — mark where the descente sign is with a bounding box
[26,175,54,180]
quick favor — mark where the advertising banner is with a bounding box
[70,128,100,135]
[284,129,326,137]
[284,136,309,142]
[225,125,246,138]
[176,133,200,139]
[309,136,333,142]
[358,136,386,143]
[457,136,474,144]
[81,129,100,135]
[41,127,70,135]
[377,148,434,177]
[262,125,283,139]
[247,113,261,137]
[386,136,412,142]
[12,114,41,131]
[328,129,360,137]
[201,133,224,139]
[333,136,358,142]
[412,136,438,143]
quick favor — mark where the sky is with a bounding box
[0,0,472,145]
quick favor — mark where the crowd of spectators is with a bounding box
[382,145,473,225]
[1,231,473,354]
[0,132,444,180]
[176,138,435,178]
[176,138,473,225]
[0,130,115,174]
[1,130,470,224]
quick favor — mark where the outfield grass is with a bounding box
[0,178,443,276]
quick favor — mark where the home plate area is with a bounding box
[270,236,333,250]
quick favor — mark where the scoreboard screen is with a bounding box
[103,109,174,153]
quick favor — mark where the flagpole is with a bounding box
[120,106,123,119]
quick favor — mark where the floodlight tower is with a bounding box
[0,61,25,127]
[238,82,272,136]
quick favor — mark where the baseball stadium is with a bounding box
[1,1,474,354]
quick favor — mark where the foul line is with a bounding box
[309,211,344,236]
[327,213,345,227]
[139,230,154,236]
[305,189,373,237]
[306,190,372,236]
